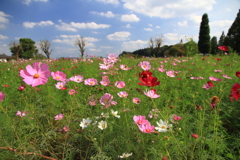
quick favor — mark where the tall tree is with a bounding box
[224,9,240,53]
[9,41,22,60]
[39,40,52,59]
[75,37,86,58]
[198,13,211,55]
[218,31,225,46]
[211,36,218,55]
[149,36,163,57]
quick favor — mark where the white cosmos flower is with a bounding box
[155,119,172,132]
[111,109,120,118]
[98,120,107,130]
[118,153,133,158]
[80,118,92,129]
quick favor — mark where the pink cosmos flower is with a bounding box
[55,81,66,89]
[69,75,84,83]
[223,75,232,79]
[16,111,29,117]
[170,114,182,124]
[138,123,155,133]
[55,113,64,120]
[158,68,165,72]
[0,92,5,102]
[139,61,151,71]
[115,81,126,88]
[99,58,113,70]
[132,97,141,104]
[100,93,117,108]
[117,91,128,98]
[166,71,175,77]
[209,76,222,81]
[214,70,222,72]
[120,64,131,70]
[20,62,51,87]
[100,79,110,86]
[68,89,77,95]
[133,115,149,125]
[63,126,70,132]
[84,78,98,86]
[51,71,67,81]
[108,53,118,63]
[202,81,214,90]
[89,99,97,106]
[144,89,160,98]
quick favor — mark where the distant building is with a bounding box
[0,54,11,62]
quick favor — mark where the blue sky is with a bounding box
[0,0,239,58]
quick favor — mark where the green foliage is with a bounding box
[198,13,211,55]
[218,31,225,46]
[166,43,185,56]
[224,9,240,53]
[184,38,199,56]
[210,36,218,55]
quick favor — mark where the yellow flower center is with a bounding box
[162,125,166,129]
[102,124,105,128]
[56,76,60,79]
[34,73,40,78]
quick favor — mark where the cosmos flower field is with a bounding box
[0,53,240,160]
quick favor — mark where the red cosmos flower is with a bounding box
[138,75,160,87]
[236,71,240,78]
[229,83,240,101]
[207,81,214,87]
[216,58,221,61]
[218,46,229,51]
[139,70,152,78]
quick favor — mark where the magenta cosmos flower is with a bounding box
[20,62,51,87]
[144,89,160,98]
[133,115,149,125]
[100,93,117,108]
[0,92,5,102]
[84,78,98,86]
[138,123,155,133]
[132,97,141,104]
[115,81,125,88]
[51,71,67,81]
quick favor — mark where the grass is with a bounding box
[0,53,240,160]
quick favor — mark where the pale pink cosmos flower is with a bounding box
[100,93,117,108]
[139,61,151,71]
[89,99,97,106]
[99,58,113,70]
[55,81,66,89]
[108,53,118,63]
[16,111,29,117]
[84,78,98,86]
[100,79,110,86]
[144,89,160,98]
[120,64,131,70]
[133,115,149,125]
[117,91,128,98]
[202,84,213,90]
[63,126,70,132]
[69,75,84,83]
[132,97,141,104]
[0,92,5,102]
[209,76,222,81]
[51,71,67,81]
[68,89,77,95]
[166,71,175,77]
[138,123,155,133]
[20,62,51,87]
[55,113,64,120]
[223,75,232,79]
[115,81,125,88]
[214,70,222,72]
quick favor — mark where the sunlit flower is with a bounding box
[100,93,117,108]
[138,122,155,133]
[89,99,97,106]
[209,76,222,81]
[51,71,67,81]
[111,109,120,118]
[80,118,92,129]
[100,79,110,86]
[118,91,128,98]
[108,53,118,63]
[55,113,64,120]
[144,89,160,98]
[133,115,149,125]
[115,81,126,88]
[68,89,77,95]
[84,78,98,86]
[166,71,175,77]
[118,153,133,158]
[98,120,107,130]
[20,62,51,87]
[214,70,222,72]
[132,97,141,104]
[139,61,151,71]
[158,68,165,72]
[223,75,232,79]
[69,75,84,83]
[120,64,131,70]
[16,111,29,117]
[155,119,172,132]
[55,81,67,89]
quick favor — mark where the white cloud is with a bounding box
[125,24,133,28]
[23,20,54,28]
[210,20,233,28]
[90,11,115,18]
[0,34,8,39]
[122,0,216,18]
[120,14,140,22]
[121,40,148,51]
[89,48,102,52]
[189,15,202,24]
[156,26,161,28]
[95,0,119,5]
[92,31,101,34]
[100,46,113,49]
[107,31,131,41]
[148,24,152,27]
[22,0,48,5]
[178,21,188,27]
[55,22,77,32]
[144,28,152,31]
[0,11,11,29]
[163,33,187,45]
